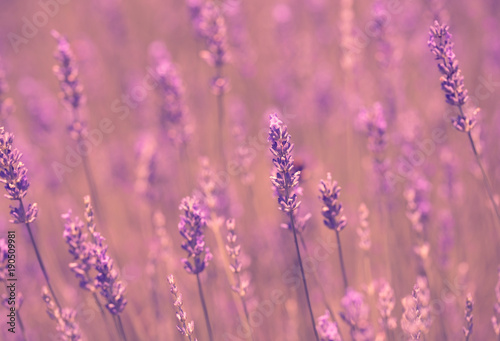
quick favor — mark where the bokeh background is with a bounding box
[0,0,499,340]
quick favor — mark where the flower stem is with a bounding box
[215,65,226,167]
[288,211,320,341]
[335,230,348,291]
[116,315,128,341]
[196,273,214,341]
[19,199,62,310]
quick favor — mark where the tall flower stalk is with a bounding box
[268,113,319,341]
[318,173,348,290]
[0,127,62,310]
[42,287,83,341]
[463,293,473,341]
[428,20,500,225]
[51,30,103,221]
[178,196,214,341]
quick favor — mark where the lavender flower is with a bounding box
[0,127,38,224]
[42,287,83,341]
[319,173,347,232]
[317,310,342,341]
[268,113,301,214]
[51,30,86,139]
[178,196,212,275]
[463,293,473,340]
[0,63,13,122]
[226,219,249,298]
[0,238,8,281]
[377,280,397,332]
[167,275,197,340]
[401,277,432,339]
[428,21,475,132]
[492,267,500,337]
[339,288,374,341]
[198,1,230,69]
[93,232,127,315]
[150,43,192,147]
[356,203,371,252]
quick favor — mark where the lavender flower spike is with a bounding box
[268,113,319,341]
[339,288,374,340]
[319,173,347,232]
[42,287,83,341]
[62,211,95,292]
[316,310,342,341]
[168,275,197,341]
[463,293,473,340]
[178,196,213,275]
[51,29,86,138]
[93,232,127,315]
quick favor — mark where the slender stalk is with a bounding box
[17,311,27,341]
[288,210,319,341]
[215,65,226,166]
[196,273,214,341]
[116,315,128,341]
[298,234,344,341]
[457,106,500,226]
[335,230,348,291]
[19,199,61,310]
[81,153,103,222]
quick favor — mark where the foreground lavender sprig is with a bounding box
[268,113,319,341]
[178,196,213,341]
[0,127,62,309]
[428,20,500,225]
[168,275,197,341]
[339,289,374,340]
[42,287,83,341]
[319,173,348,290]
[317,310,342,341]
[463,293,473,341]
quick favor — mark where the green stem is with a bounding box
[335,230,349,291]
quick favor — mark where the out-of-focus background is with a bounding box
[0,0,499,340]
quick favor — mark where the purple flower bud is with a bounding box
[167,275,197,339]
[42,286,83,341]
[339,288,374,340]
[463,293,473,339]
[316,310,342,341]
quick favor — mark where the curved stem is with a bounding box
[335,230,349,291]
[19,199,62,310]
[196,273,213,341]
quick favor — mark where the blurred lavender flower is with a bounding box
[167,275,197,340]
[62,210,95,291]
[42,287,83,341]
[0,127,38,224]
[493,267,500,337]
[230,100,255,185]
[149,43,192,147]
[463,293,473,340]
[319,173,347,232]
[178,196,212,275]
[357,103,391,194]
[401,277,432,339]
[134,135,159,202]
[437,211,454,270]
[0,61,13,122]
[0,239,8,281]
[428,21,476,132]
[339,288,374,341]
[198,1,231,94]
[377,280,397,332]
[226,219,249,298]
[51,30,86,139]
[93,232,127,315]
[356,203,371,251]
[186,0,205,37]
[316,310,342,341]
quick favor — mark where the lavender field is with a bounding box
[0,0,499,340]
